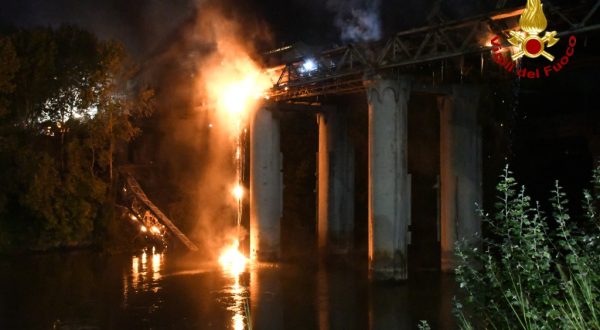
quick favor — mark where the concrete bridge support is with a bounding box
[250,106,282,261]
[317,109,355,257]
[365,77,411,281]
[438,85,482,272]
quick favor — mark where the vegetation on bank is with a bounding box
[455,166,600,329]
[0,26,153,252]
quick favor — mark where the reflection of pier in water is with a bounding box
[243,263,455,329]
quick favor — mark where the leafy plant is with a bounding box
[417,320,431,330]
[455,165,600,329]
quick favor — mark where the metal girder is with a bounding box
[267,1,600,102]
[124,175,199,251]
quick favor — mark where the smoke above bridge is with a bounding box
[327,0,383,42]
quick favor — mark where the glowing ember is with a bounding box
[150,226,161,235]
[232,184,244,200]
[140,225,148,233]
[219,240,248,276]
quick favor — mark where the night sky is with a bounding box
[0,0,512,58]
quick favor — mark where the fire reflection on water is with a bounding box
[152,252,162,282]
[229,276,249,330]
[220,242,251,330]
[123,247,165,307]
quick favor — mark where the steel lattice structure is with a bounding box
[266,1,600,101]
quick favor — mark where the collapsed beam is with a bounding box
[125,175,199,252]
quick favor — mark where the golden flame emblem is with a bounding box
[508,0,559,61]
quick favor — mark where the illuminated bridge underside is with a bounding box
[267,1,600,101]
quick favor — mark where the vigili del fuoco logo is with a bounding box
[490,0,577,79]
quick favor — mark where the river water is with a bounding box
[0,250,456,329]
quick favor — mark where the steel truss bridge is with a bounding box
[115,1,599,252]
[266,1,600,101]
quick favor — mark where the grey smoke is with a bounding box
[327,0,382,42]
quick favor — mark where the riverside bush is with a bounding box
[455,166,600,329]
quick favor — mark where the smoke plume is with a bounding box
[144,0,272,259]
[327,0,382,42]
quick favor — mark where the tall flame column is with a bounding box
[365,77,411,281]
[438,85,482,272]
[317,108,355,257]
[250,106,282,261]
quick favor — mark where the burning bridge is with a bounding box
[247,1,600,280]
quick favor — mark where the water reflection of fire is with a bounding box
[219,240,251,330]
[131,247,164,290]
[123,247,165,307]
[230,278,248,330]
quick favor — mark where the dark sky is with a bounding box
[0,0,501,57]
[0,0,197,57]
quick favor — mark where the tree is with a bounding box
[0,26,154,251]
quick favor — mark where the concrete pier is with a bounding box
[364,77,411,281]
[317,109,355,256]
[438,85,482,272]
[250,106,282,261]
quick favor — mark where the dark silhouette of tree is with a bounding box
[0,26,153,251]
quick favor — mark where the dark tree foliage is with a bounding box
[0,26,153,251]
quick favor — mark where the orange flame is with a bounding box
[232,184,244,200]
[219,239,248,276]
[200,39,272,125]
